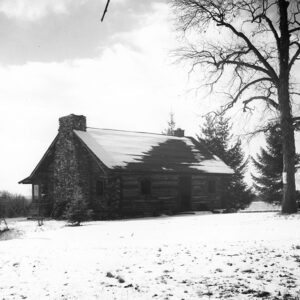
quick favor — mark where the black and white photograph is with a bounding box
[1,0,300,299]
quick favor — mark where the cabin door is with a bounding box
[179,176,191,211]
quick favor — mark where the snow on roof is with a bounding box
[74,128,234,174]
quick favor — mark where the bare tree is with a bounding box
[172,0,300,213]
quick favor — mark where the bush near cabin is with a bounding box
[63,187,92,226]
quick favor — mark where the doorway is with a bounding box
[179,176,191,211]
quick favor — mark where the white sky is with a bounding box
[0,0,299,196]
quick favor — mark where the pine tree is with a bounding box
[199,114,230,160]
[226,140,254,210]
[252,126,284,204]
[199,114,254,210]
[163,112,176,136]
[64,187,92,226]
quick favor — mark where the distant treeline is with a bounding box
[0,191,31,218]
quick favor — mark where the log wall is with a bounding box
[119,173,227,215]
[120,174,178,215]
[190,175,223,210]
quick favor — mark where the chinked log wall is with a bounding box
[191,175,222,210]
[119,173,223,215]
[120,174,178,215]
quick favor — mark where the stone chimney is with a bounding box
[53,114,87,217]
[58,114,86,133]
[174,128,185,137]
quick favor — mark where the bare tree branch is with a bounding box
[220,22,278,81]
[289,42,300,70]
[101,0,111,22]
[289,26,300,34]
[254,13,281,50]
[242,95,279,110]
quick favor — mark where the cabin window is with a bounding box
[33,184,39,199]
[96,180,104,196]
[41,184,48,196]
[140,178,151,195]
[208,180,216,194]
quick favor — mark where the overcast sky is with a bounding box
[0,0,299,196]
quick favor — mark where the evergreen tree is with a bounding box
[198,114,254,210]
[252,126,288,204]
[199,114,230,160]
[163,112,176,136]
[64,187,92,226]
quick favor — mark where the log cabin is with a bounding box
[19,114,234,218]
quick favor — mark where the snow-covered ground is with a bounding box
[240,201,280,213]
[1,213,300,300]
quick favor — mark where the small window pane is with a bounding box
[141,178,151,195]
[96,181,104,196]
[33,185,39,198]
[208,180,216,194]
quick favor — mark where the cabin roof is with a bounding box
[74,128,234,174]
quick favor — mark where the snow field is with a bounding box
[1,213,300,299]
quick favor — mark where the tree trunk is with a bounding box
[279,86,297,213]
[278,0,297,213]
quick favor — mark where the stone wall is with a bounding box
[51,114,119,218]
